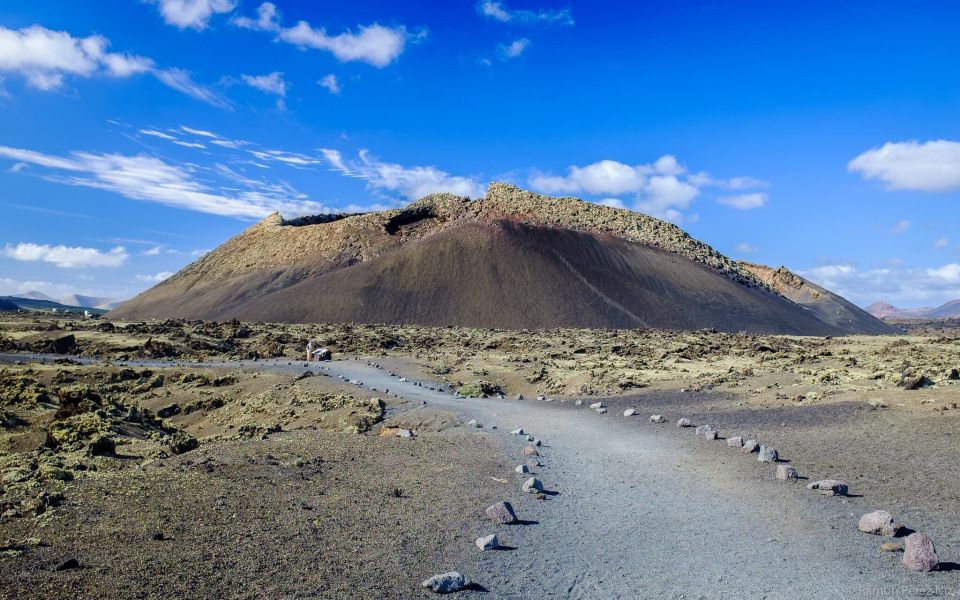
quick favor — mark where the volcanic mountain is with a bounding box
[111,183,892,335]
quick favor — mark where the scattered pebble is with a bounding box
[858,510,900,537]
[422,572,470,594]
[485,501,518,524]
[522,477,544,493]
[775,464,798,481]
[467,419,482,428]
[807,479,849,496]
[903,533,939,572]
[757,445,778,463]
[55,558,80,571]
[880,542,903,553]
[475,534,499,551]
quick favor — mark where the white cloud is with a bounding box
[0,25,224,107]
[500,38,530,58]
[717,192,767,210]
[241,71,287,96]
[734,242,759,254]
[934,238,950,249]
[800,261,960,306]
[0,277,115,299]
[248,149,323,167]
[141,246,162,256]
[172,140,206,149]
[848,140,960,192]
[136,271,174,282]
[233,2,419,67]
[477,1,574,26]
[321,148,485,200]
[231,1,281,31]
[3,242,128,268]
[0,25,153,90]
[597,198,626,209]
[0,144,330,219]
[889,219,911,235]
[318,74,341,95]
[530,156,766,222]
[154,68,230,109]
[152,0,236,30]
[179,125,219,138]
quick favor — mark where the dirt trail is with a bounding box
[297,359,950,599]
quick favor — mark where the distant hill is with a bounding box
[19,290,57,302]
[60,294,118,309]
[866,301,960,320]
[0,299,18,312]
[0,296,108,315]
[112,183,891,336]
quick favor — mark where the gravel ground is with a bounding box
[3,356,958,599]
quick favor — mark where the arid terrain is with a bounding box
[2,313,960,598]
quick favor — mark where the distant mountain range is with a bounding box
[866,300,960,320]
[16,291,126,310]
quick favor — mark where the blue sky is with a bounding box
[1,1,960,308]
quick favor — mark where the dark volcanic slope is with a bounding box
[240,221,840,333]
[111,183,890,334]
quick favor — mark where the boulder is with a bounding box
[522,446,539,456]
[807,479,848,496]
[902,533,939,572]
[676,418,692,428]
[741,440,759,453]
[623,408,636,417]
[758,445,778,463]
[522,477,544,493]
[589,402,604,409]
[466,419,482,428]
[50,334,77,355]
[515,394,524,401]
[515,464,529,474]
[727,436,743,448]
[422,571,470,594]
[858,510,899,537]
[776,465,798,481]
[702,430,718,440]
[596,407,607,414]
[650,414,665,423]
[397,429,414,438]
[475,534,499,551]
[511,428,525,435]
[485,501,517,524]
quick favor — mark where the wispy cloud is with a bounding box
[500,38,530,58]
[154,68,230,109]
[889,219,911,235]
[318,74,341,95]
[241,71,287,96]
[849,140,960,192]
[232,2,423,67]
[717,192,767,210]
[136,271,174,282]
[321,148,485,200]
[0,144,331,219]
[2,242,128,268]
[477,1,574,26]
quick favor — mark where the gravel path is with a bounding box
[319,359,946,599]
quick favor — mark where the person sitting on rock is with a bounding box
[306,339,315,361]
